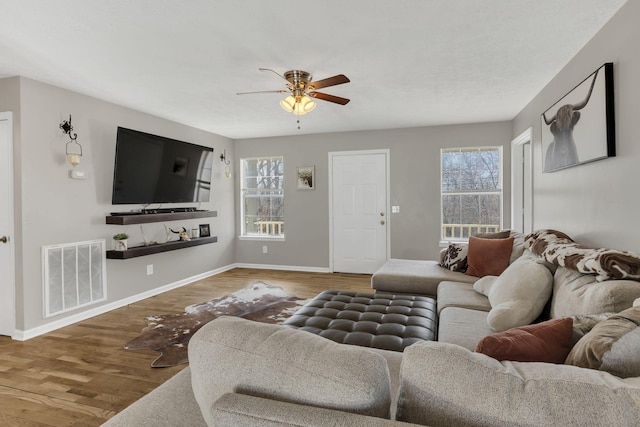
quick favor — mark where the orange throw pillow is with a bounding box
[465,236,514,277]
[475,318,574,363]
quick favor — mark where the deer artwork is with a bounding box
[543,69,599,172]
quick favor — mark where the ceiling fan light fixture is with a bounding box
[295,96,316,115]
[280,95,316,115]
[279,95,296,113]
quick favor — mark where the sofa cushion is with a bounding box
[550,267,640,318]
[465,236,514,277]
[102,368,206,427]
[475,318,574,363]
[437,307,494,351]
[482,253,554,332]
[189,317,392,426]
[210,393,409,427]
[437,281,491,316]
[566,306,640,378]
[396,341,640,427]
[440,243,468,272]
[371,259,476,296]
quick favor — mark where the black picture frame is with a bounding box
[541,62,615,173]
[198,223,210,237]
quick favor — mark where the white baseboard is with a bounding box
[232,263,331,273]
[13,264,236,341]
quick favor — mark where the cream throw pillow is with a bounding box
[472,275,498,297]
[485,253,553,332]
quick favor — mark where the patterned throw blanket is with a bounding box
[524,229,640,282]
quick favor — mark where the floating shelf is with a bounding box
[105,210,217,225]
[106,236,218,259]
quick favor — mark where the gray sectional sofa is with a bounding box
[104,230,640,426]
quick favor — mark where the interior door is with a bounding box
[0,112,15,337]
[330,150,389,274]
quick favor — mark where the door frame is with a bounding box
[0,111,16,338]
[510,127,533,233]
[328,149,390,273]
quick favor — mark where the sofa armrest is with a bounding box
[189,317,391,426]
[210,393,420,427]
[397,341,640,426]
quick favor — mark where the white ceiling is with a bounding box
[0,0,627,139]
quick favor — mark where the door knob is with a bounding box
[380,212,385,216]
[0,236,7,243]
[380,220,385,225]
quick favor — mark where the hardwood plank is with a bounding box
[0,268,372,426]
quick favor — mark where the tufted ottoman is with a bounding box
[282,290,437,352]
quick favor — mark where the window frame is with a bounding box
[239,156,285,241]
[440,146,503,244]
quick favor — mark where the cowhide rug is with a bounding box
[124,281,305,367]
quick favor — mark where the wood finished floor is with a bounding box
[0,268,372,426]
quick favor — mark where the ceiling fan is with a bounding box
[237,68,350,116]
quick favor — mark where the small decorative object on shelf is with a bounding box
[113,233,129,251]
[170,227,191,241]
[190,227,199,239]
[199,224,210,237]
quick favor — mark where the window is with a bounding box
[441,147,502,241]
[240,156,284,238]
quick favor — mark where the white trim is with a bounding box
[13,264,236,341]
[232,263,331,273]
[0,112,15,339]
[511,127,533,233]
[238,235,285,242]
[328,149,390,273]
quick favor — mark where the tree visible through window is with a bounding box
[241,157,284,237]
[441,147,502,240]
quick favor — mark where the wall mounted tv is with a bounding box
[111,127,213,205]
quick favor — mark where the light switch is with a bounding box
[392,206,400,213]
[70,170,88,180]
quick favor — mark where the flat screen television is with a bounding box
[111,127,213,205]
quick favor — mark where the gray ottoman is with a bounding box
[283,290,437,352]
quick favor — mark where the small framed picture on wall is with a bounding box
[199,224,210,237]
[296,166,315,190]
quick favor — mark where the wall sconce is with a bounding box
[220,149,231,180]
[60,115,82,166]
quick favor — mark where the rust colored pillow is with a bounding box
[474,230,510,239]
[475,318,574,363]
[465,236,514,277]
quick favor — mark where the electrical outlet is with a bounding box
[262,245,268,254]
[147,264,153,275]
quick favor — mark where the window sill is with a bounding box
[439,239,468,248]
[238,235,286,242]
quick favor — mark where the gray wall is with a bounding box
[512,0,640,252]
[2,77,235,332]
[234,122,513,268]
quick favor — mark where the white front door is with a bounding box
[511,128,533,233]
[330,150,389,274]
[0,112,15,337]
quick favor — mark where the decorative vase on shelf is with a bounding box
[113,233,129,251]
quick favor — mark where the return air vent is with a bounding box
[42,240,107,318]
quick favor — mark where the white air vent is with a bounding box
[42,240,107,318]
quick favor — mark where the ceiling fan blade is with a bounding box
[309,92,350,105]
[236,90,288,95]
[307,74,350,90]
[258,68,290,83]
